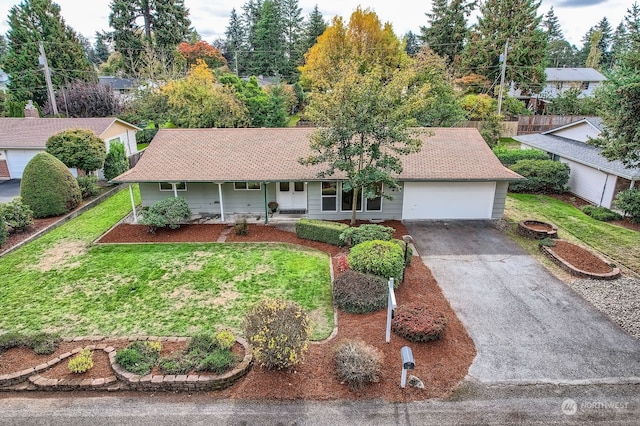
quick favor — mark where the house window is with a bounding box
[321,181,337,211]
[555,81,563,90]
[279,182,290,191]
[581,81,590,90]
[234,182,261,190]
[341,185,363,212]
[159,182,186,191]
[365,183,383,211]
[294,181,304,192]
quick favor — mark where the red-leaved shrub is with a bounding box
[391,303,447,342]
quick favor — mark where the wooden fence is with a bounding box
[516,115,596,135]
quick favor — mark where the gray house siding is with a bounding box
[306,181,404,220]
[492,181,509,219]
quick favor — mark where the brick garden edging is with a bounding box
[540,241,621,280]
[0,335,253,392]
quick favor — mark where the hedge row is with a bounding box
[295,218,349,246]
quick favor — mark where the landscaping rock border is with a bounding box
[540,241,621,280]
[517,220,558,239]
[0,335,253,392]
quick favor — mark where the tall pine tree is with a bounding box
[543,6,577,67]
[281,0,304,80]
[420,0,475,67]
[461,0,547,96]
[300,4,326,56]
[250,0,287,77]
[4,0,95,106]
[224,8,245,74]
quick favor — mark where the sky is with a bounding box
[0,0,632,49]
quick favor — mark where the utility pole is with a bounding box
[497,39,508,116]
[38,41,58,115]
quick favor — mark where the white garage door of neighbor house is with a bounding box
[402,181,496,220]
[6,149,41,179]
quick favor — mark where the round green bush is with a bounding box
[0,197,34,232]
[20,152,82,218]
[0,218,7,247]
[243,299,310,370]
[46,128,106,173]
[333,339,383,390]
[348,240,404,283]
[339,224,394,246]
[141,196,191,233]
[508,159,570,194]
[581,205,622,222]
[333,270,388,314]
[103,141,129,181]
[392,303,447,342]
[114,341,160,376]
[615,188,640,223]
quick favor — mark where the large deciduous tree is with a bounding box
[178,40,227,69]
[108,0,191,77]
[420,0,475,67]
[4,0,96,106]
[44,80,122,117]
[461,0,547,96]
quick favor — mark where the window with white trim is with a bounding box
[159,182,187,191]
[234,182,261,190]
[365,183,383,211]
[321,181,337,211]
[341,185,362,212]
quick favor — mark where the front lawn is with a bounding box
[505,193,640,274]
[0,187,333,340]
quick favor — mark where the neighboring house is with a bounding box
[113,127,522,222]
[0,116,140,180]
[514,118,639,209]
[0,68,8,93]
[98,76,139,98]
[508,68,606,102]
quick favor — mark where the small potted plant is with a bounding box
[268,201,278,213]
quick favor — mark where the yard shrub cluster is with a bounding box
[581,205,622,222]
[234,217,248,235]
[295,218,349,246]
[333,270,388,314]
[348,240,404,283]
[492,146,549,166]
[615,189,640,223]
[338,224,394,246]
[0,219,6,247]
[391,303,447,342]
[158,333,237,375]
[243,299,310,370]
[115,341,162,376]
[333,339,383,390]
[20,152,82,218]
[103,141,129,182]
[0,332,60,355]
[76,175,100,199]
[509,160,570,194]
[68,347,94,373]
[0,197,34,233]
[392,238,412,266]
[46,128,107,174]
[141,197,191,233]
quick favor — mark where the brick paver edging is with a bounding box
[540,241,621,280]
[0,336,253,392]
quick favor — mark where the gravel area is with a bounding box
[568,277,640,339]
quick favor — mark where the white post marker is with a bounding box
[386,278,396,343]
[400,346,415,388]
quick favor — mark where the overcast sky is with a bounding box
[0,0,631,49]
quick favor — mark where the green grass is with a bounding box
[505,193,640,273]
[137,143,149,151]
[0,187,334,340]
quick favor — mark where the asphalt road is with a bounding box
[0,179,20,203]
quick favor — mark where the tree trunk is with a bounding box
[350,186,359,226]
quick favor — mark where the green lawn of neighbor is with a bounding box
[0,187,333,340]
[505,193,640,274]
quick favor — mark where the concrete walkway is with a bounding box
[406,220,640,385]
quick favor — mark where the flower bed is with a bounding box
[540,240,620,280]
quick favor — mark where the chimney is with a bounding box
[24,100,39,118]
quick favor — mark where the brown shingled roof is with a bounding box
[0,118,139,149]
[114,127,521,183]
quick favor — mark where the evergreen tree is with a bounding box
[0,35,8,64]
[585,31,603,69]
[543,7,576,68]
[251,0,286,77]
[542,6,562,40]
[461,0,547,96]
[300,5,326,56]
[224,8,245,74]
[241,0,264,75]
[620,2,640,67]
[403,31,421,57]
[94,32,110,64]
[420,0,475,67]
[579,18,613,68]
[4,0,96,106]
[108,0,191,77]
[281,0,304,79]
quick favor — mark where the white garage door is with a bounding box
[402,182,496,220]
[6,149,42,179]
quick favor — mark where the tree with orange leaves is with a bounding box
[178,40,227,69]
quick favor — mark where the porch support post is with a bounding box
[217,183,225,222]
[129,184,137,223]
[263,182,269,225]
[631,180,636,189]
[173,184,178,198]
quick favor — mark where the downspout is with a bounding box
[263,182,268,225]
[129,184,137,223]
[217,183,225,222]
[599,174,609,207]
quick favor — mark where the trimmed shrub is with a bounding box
[392,238,412,266]
[492,146,549,166]
[243,299,310,370]
[296,218,349,246]
[158,333,237,375]
[76,175,100,199]
[158,353,194,375]
[68,348,94,373]
[0,197,34,232]
[46,128,106,174]
[115,341,161,376]
[20,152,82,218]
[141,197,191,233]
[392,303,447,342]
[196,349,238,374]
[234,217,248,235]
[615,189,640,223]
[0,218,6,247]
[509,159,570,194]
[333,270,388,314]
[215,330,236,350]
[103,141,129,181]
[348,240,404,283]
[0,332,60,355]
[581,205,622,222]
[333,339,383,390]
[0,332,29,352]
[538,237,556,247]
[339,224,394,246]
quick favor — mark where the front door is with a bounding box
[276,181,307,211]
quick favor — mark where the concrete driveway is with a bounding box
[0,179,20,203]
[406,220,640,385]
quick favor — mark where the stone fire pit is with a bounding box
[517,220,558,239]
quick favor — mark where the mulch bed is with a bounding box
[2,221,476,402]
[550,240,615,274]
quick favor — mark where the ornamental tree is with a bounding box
[46,129,107,174]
